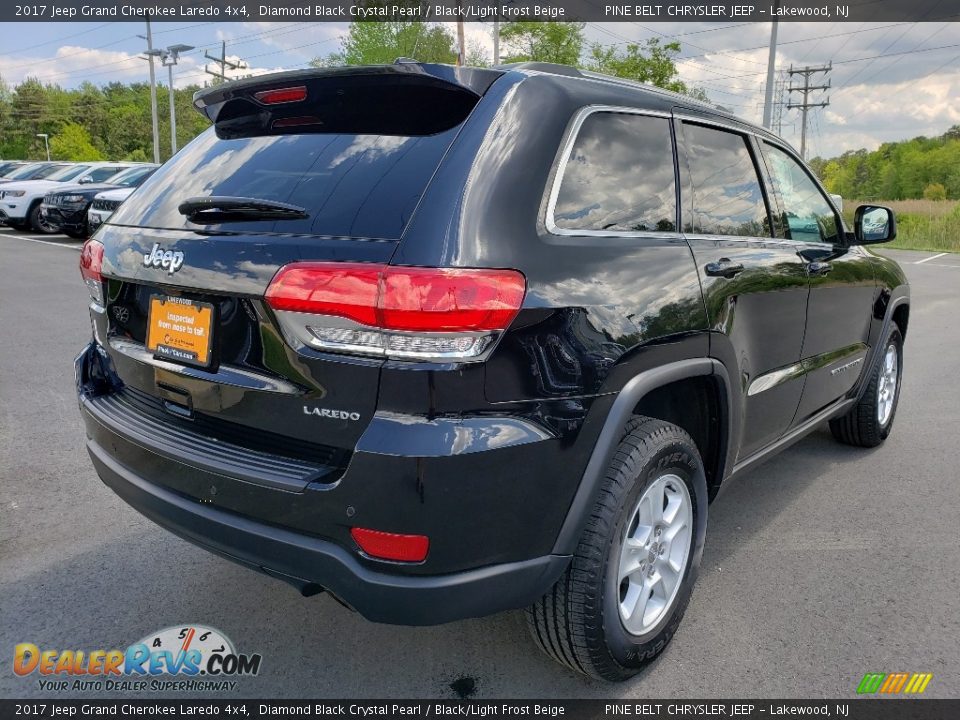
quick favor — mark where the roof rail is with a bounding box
[496,62,583,78]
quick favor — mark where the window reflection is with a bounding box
[553,113,677,233]
[762,142,840,244]
[683,123,770,238]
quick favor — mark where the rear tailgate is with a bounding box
[92,64,502,489]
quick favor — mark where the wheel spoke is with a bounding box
[616,473,694,636]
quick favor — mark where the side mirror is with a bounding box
[854,205,896,244]
[78,176,93,184]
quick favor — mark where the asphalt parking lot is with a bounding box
[1,226,958,699]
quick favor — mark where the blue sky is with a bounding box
[1,20,959,158]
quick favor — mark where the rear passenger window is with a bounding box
[682,123,771,237]
[552,112,677,233]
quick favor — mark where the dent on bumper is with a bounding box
[86,438,570,625]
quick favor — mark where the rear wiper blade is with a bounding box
[178,196,308,223]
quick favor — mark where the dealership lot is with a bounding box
[1,227,958,698]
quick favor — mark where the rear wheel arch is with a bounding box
[552,357,733,555]
[632,374,730,500]
[892,302,909,339]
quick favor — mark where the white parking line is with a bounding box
[915,252,948,265]
[4,235,82,250]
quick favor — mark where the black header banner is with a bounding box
[4,700,960,719]
[2,0,958,23]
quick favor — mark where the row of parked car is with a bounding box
[0,159,158,238]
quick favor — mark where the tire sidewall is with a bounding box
[600,436,708,668]
[878,327,904,439]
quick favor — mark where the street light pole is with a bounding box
[762,1,780,130]
[36,133,50,161]
[145,18,160,164]
[160,44,193,157]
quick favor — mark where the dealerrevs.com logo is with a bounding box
[13,625,262,693]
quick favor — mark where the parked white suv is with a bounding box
[0,163,132,233]
[87,186,136,235]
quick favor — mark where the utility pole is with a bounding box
[205,41,246,83]
[787,62,831,160]
[773,74,787,136]
[493,20,500,65]
[144,18,160,165]
[456,19,466,66]
[761,0,780,129]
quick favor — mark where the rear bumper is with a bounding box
[76,342,575,625]
[85,437,568,625]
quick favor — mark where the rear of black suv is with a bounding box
[77,63,597,627]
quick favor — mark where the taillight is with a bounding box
[79,239,105,306]
[350,528,429,563]
[265,263,526,362]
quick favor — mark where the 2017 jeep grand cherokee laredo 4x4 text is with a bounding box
[76,62,909,681]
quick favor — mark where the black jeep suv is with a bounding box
[75,62,908,681]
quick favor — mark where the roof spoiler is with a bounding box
[193,63,504,126]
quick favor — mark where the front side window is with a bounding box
[682,123,771,238]
[762,142,841,244]
[552,112,677,233]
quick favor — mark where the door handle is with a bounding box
[807,261,832,276]
[705,259,745,278]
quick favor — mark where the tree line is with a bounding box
[810,126,960,201]
[0,76,211,162]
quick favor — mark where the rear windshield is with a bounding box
[109,126,461,239]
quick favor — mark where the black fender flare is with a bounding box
[551,358,732,555]
[853,289,909,402]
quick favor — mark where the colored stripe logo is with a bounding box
[857,672,933,694]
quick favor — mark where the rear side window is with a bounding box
[682,123,771,238]
[551,112,677,234]
[109,126,461,239]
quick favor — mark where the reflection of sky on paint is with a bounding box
[554,113,676,233]
[533,263,703,340]
[684,123,768,236]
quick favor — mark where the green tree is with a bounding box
[587,38,688,94]
[923,182,947,201]
[499,21,585,66]
[49,123,104,161]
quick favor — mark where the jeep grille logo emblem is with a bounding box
[143,243,185,275]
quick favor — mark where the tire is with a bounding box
[527,416,708,681]
[829,326,903,448]
[65,226,88,239]
[29,203,59,234]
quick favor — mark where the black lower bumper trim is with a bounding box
[87,438,570,625]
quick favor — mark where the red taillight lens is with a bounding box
[380,267,526,332]
[79,239,104,282]
[351,528,429,563]
[254,85,307,105]
[264,263,526,361]
[79,239,105,305]
[265,262,380,326]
